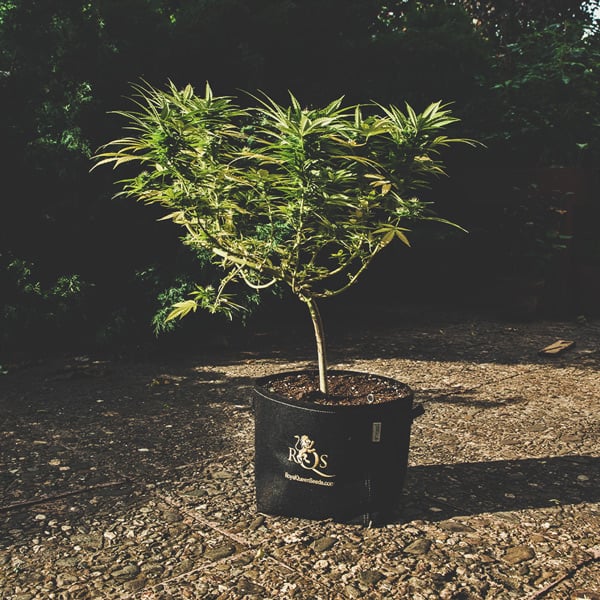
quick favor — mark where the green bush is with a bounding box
[477,21,600,166]
[0,255,90,352]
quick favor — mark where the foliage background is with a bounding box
[1,0,599,357]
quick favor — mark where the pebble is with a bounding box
[359,570,385,586]
[210,469,233,480]
[236,577,265,595]
[54,556,79,569]
[344,584,362,598]
[439,520,475,533]
[111,564,141,581]
[141,562,164,575]
[124,576,147,592]
[2,319,599,600]
[163,510,183,523]
[56,573,78,587]
[312,536,337,553]
[404,538,432,555]
[204,544,236,561]
[502,546,536,565]
[248,515,265,531]
[72,534,103,550]
[313,559,329,571]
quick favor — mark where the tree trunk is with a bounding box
[304,297,328,395]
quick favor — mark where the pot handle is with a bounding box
[411,403,425,420]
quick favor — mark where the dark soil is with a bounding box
[261,371,413,406]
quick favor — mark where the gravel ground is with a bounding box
[1,310,599,599]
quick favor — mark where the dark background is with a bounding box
[1,0,599,358]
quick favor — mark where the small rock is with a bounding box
[359,570,385,586]
[528,423,546,432]
[534,571,555,586]
[56,572,78,587]
[185,488,207,499]
[111,564,141,581]
[205,543,236,561]
[178,559,194,573]
[248,515,265,531]
[168,523,186,537]
[232,554,254,567]
[314,559,329,571]
[72,533,103,550]
[503,545,535,565]
[344,584,362,599]
[190,543,205,558]
[404,538,432,555]
[236,577,265,595]
[439,521,475,533]
[313,536,337,553]
[210,469,233,480]
[124,576,147,593]
[141,562,164,575]
[163,510,183,523]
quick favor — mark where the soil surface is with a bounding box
[1,307,599,599]
[261,371,413,405]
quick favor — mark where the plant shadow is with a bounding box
[397,454,598,522]
[423,392,528,408]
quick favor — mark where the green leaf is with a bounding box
[95,81,474,328]
[165,300,198,322]
[395,229,411,246]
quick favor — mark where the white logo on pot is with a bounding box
[288,435,335,478]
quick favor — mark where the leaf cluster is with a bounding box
[94,82,472,321]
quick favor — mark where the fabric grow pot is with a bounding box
[253,370,422,525]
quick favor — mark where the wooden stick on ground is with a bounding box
[0,479,129,513]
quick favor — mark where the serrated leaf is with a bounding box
[165,300,198,322]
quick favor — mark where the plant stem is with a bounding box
[304,296,328,395]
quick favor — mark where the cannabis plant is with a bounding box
[94,82,471,394]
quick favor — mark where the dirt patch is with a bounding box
[260,371,413,405]
[1,310,600,599]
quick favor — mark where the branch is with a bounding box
[524,548,600,599]
[0,480,129,513]
[239,269,278,290]
[310,239,389,299]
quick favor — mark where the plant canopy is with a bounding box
[94,82,473,394]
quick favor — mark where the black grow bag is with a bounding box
[254,370,423,525]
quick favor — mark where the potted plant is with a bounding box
[94,82,473,524]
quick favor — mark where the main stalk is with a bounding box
[304,297,328,395]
